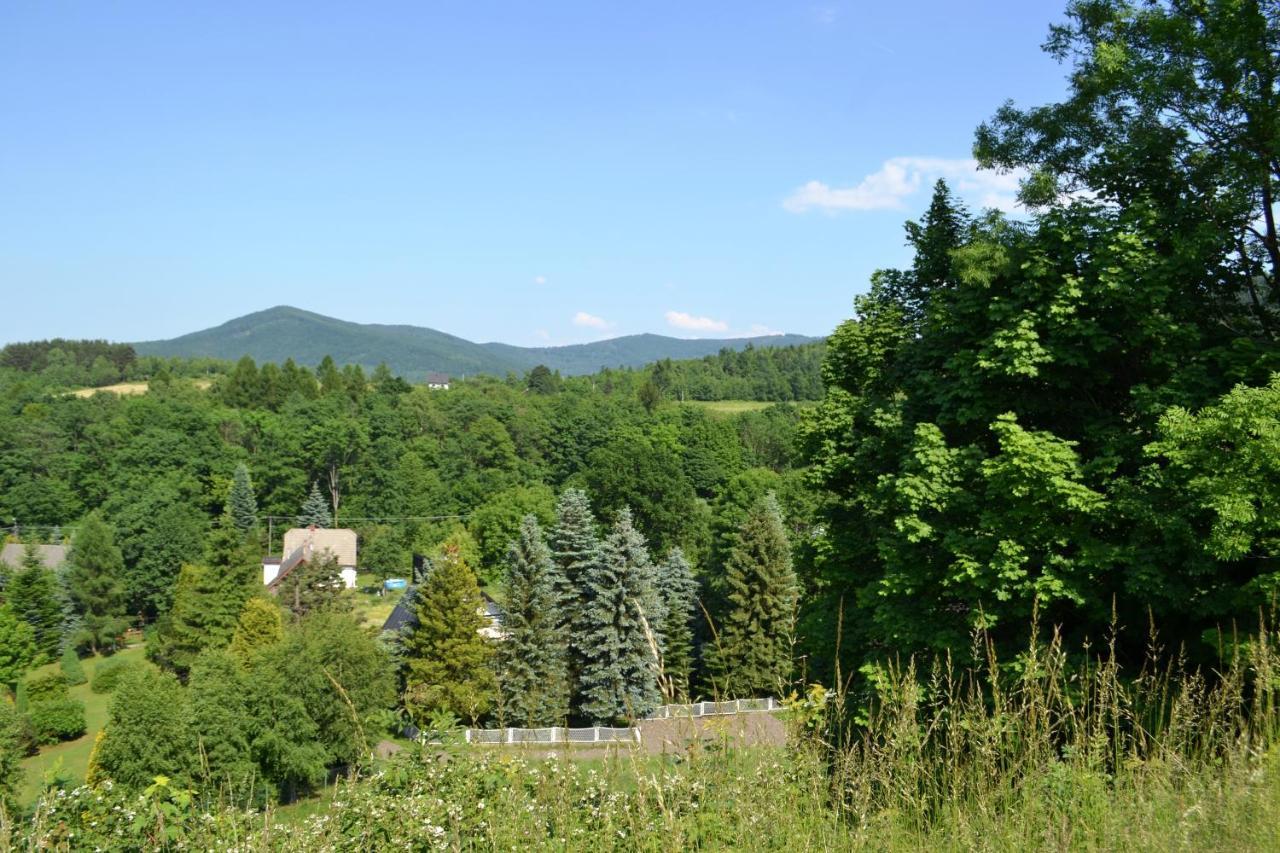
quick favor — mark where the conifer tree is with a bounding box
[65,512,128,653]
[708,494,798,698]
[229,598,285,665]
[228,462,259,533]
[60,646,86,686]
[275,551,348,620]
[0,606,36,689]
[496,515,568,726]
[403,545,496,724]
[0,697,23,813]
[297,482,333,528]
[548,488,599,701]
[577,507,661,724]
[8,544,64,660]
[656,547,699,702]
[93,668,196,791]
[189,650,256,798]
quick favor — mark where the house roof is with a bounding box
[425,372,450,384]
[380,590,504,635]
[281,527,357,568]
[0,543,68,570]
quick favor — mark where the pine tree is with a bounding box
[0,606,36,689]
[228,462,259,533]
[65,513,128,654]
[708,494,798,698]
[549,488,599,702]
[93,667,196,791]
[656,548,699,702]
[189,650,256,799]
[275,551,348,620]
[297,482,333,528]
[229,597,285,665]
[403,545,496,724]
[496,515,568,726]
[8,544,65,660]
[577,507,661,724]
[0,697,24,814]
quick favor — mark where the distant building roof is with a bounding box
[381,589,505,638]
[281,527,357,568]
[0,543,68,570]
[425,372,450,385]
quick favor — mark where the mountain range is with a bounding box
[133,306,820,380]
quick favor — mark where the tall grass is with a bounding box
[7,617,1280,850]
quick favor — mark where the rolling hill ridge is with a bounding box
[133,306,820,380]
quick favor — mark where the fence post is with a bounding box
[507,727,514,745]
[593,726,600,743]
[465,729,472,744]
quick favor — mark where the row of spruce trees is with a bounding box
[398,487,799,727]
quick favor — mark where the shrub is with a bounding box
[90,657,138,693]
[27,697,86,745]
[60,647,87,686]
[24,672,68,704]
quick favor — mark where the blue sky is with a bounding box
[1,1,1070,347]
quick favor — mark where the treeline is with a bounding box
[0,337,228,391]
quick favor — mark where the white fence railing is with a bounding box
[464,726,641,745]
[462,698,780,746]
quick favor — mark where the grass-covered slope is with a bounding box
[133,305,821,380]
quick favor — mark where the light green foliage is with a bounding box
[403,545,496,724]
[296,481,333,528]
[708,494,797,698]
[90,656,140,693]
[23,671,86,744]
[59,647,86,686]
[151,562,242,678]
[227,462,258,533]
[6,545,63,660]
[0,606,37,689]
[496,515,569,726]
[65,512,128,653]
[577,507,662,723]
[0,696,23,813]
[274,551,348,620]
[229,597,285,665]
[468,484,556,584]
[92,667,194,791]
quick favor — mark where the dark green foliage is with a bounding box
[90,656,141,693]
[274,551,348,620]
[583,426,698,552]
[656,548,699,702]
[403,545,496,724]
[577,508,662,723]
[23,672,86,744]
[468,484,556,583]
[0,697,23,813]
[6,546,63,660]
[113,486,208,618]
[151,559,249,679]
[189,650,256,798]
[708,494,797,698]
[297,481,333,528]
[0,339,136,385]
[60,646,86,686]
[228,462,258,533]
[549,489,600,701]
[65,513,129,653]
[92,667,194,790]
[0,606,37,689]
[241,652,327,802]
[497,515,569,726]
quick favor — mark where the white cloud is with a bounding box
[572,311,612,330]
[533,275,547,285]
[665,310,729,333]
[748,323,783,337]
[783,157,1026,215]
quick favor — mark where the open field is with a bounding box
[680,399,783,415]
[18,644,151,805]
[68,378,213,397]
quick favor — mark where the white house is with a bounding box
[265,527,360,590]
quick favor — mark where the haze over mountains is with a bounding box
[133,306,820,380]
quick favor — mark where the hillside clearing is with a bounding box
[68,378,212,397]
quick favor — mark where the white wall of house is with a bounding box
[340,567,358,589]
[263,561,281,585]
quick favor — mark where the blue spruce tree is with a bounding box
[656,547,699,702]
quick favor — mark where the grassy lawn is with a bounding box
[348,572,404,630]
[67,378,213,398]
[18,644,151,806]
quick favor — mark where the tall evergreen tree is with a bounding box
[189,649,256,799]
[549,489,599,701]
[275,551,348,620]
[228,463,259,533]
[708,494,797,698]
[296,481,333,528]
[577,507,661,724]
[403,545,496,724]
[496,515,568,726]
[656,548,699,702]
[0,606,36,689]
[8,543,65,660]
[65,512,128,653]
[0,697,23,814]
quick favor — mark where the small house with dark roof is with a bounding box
[381,589,505,640]
[425,372,451,390]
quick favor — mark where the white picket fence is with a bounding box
[462,697,780,746]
